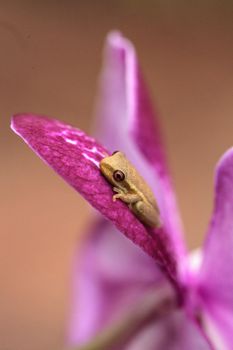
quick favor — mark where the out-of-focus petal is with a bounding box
[127,310,212,350]
[68,222,212,349]
[95,32,185,262]
[68,218,165,346]
[196,148,233,349]
[11,114,178,281]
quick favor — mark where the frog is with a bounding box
[100,151,161,228]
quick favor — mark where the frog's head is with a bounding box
[100,151,129,190]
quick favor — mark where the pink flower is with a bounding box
[11,32,233,349]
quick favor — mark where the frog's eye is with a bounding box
[113,170,125,182]
[112,150,119,155]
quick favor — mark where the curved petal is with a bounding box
[95,32,185,261]
[67,218,165,346]
[127,311,212,350]
[68,220,212,350]
[11,114,178,281]
[68,221,212,349]
[197,148,233,349]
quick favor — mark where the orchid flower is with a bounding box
[11,32,233,350]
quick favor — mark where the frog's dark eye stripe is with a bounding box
[113,170,125,182]
[112,150,119,155]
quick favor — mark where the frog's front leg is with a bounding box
[133,200,161,228]
[113,187,140,204]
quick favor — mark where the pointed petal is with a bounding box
[67,219,165,346]
[197,148,233,349]
[11,114,178,281]
[95,32,185,260]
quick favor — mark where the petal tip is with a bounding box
[106,31,135,54]
[10,114,21,134]
[217,147,233,168]
[215,147,233,182]
[10,113,31,136]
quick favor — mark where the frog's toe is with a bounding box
[113,193,121,201]
[113,187,121,194]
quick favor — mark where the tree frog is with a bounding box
[100,151,161,228]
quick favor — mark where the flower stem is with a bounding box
[68,284,178,350]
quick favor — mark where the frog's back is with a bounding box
[130,165,158,208]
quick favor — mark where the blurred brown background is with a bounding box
[1,1,233,349]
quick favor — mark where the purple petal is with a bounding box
[11,114,178,281]
[127,311,213,350]
[68,220,212,349]
[68,219,165,346]
[196,148,233,348]
[95,32,185,261]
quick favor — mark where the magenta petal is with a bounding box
[197,148,233,348]
[68,219,212,349]
[11,114,178,281]
[95,32,185,260]
[127,311,212,350]
[68,219,165,346]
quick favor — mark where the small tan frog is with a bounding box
[100,151,161,228]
